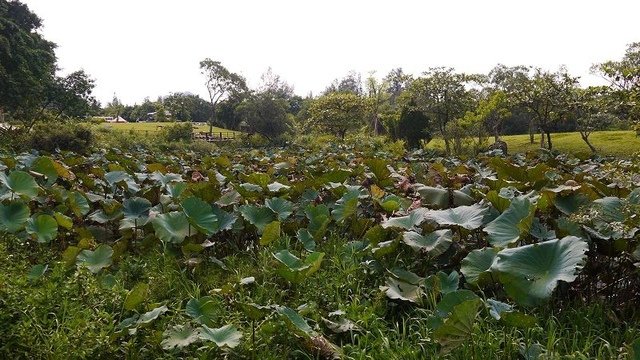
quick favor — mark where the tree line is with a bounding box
[1,0,638,153]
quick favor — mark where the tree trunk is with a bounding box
[529,119,535,144]
[581,132,596,153]
[539,129,545,148]
[546,131,552,150]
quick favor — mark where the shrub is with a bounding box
[28,122,94,153]
[164,122,193,142]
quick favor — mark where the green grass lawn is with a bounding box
[426,130,640,158]
[98,122,238,134]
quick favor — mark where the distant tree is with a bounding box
[46,70,98,120]
[130,98,156,121]
[384,68,413,106]
[516,68,578,150]
[258,67,294,100]
[199,58,247,133]
[155,102,168,122]
[592,42,640,124]
[163,92,198,122]
[324,71,363,95]
[489,64,536,143]
[308,92,365,139]
[408,68,478,154]
[104,95,124,118]
[238,92,291,141]
[396,99,431,148]
[570,86,616,153]
[364,72,391,135]
[0,0,56,126]
[468,90,512,142]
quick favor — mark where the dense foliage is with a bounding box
[0,139,639,358]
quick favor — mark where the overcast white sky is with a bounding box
[22,0,640,105]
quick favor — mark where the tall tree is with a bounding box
[199,58,247,133]
[258,67,294,100]
[308,92,365,139]
[592,42,640,124]
[324,71,363,95]
[364,72,391,135]
[0,0,56,125]
[46,70,98,120]
[384,68,413,106]
[237,92,291,141]
[570,86,616,153]
[517,68,578,150]
[408,67,478,154]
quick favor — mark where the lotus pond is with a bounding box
[0,142,639,359]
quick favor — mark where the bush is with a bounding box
[163,122,193,142]
[28,122,94,153]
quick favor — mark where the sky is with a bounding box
[22,0,640,106]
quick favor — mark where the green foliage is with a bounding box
[27,123,94,154]
[396,100,431,148]
[308,92,365,138]
[163,122,194,142]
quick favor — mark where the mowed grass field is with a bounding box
[426,130,640,158]
[97,122,239,134]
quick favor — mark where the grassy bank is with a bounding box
[97,122,239,135]
[426,130,640,158]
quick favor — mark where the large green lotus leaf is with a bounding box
[67,191,90,217]
[592,197,624,222]
[0,201,30,233]
[150,172,183,187]
[259,221,281,245]
[124,283,149,310]
[277,306,316,337]
[26,214,58,243]
[153,212,190,244]
[296,228,316,251]
[236,302,270,321]
[553,193,589,215]
[161,325,200,350]
[32,156,58,186]
[434,298,483,352]
[424,204,488,230]
[186,296,220,327]
[123,197,152,219]
[460,248,498,286]
[416,185,475,208]
[182,197,219,235]
[265,197,294,221]
[434,290,480,318]
[365,158,391,185]
[267,181,290,193]
[305,204,331,240]
[273,250,324,283]
[243,172,270,189]
[402,230,452,256]
[0,170,39,199]
[239,205,275,234]
[331,190,359,223]
[215,190,242,207]
[76,244,113,273]
[484,197,536,247]
[485,298,513,320]
[198,324,242,348]
[381,277,421,303]
[167,182,187,199]
[105,171,141,193]
[136,305,168,326]
[381,208,427,230]
[491,236,588,307]
[54,212,73,230]
[211,205,237,231]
